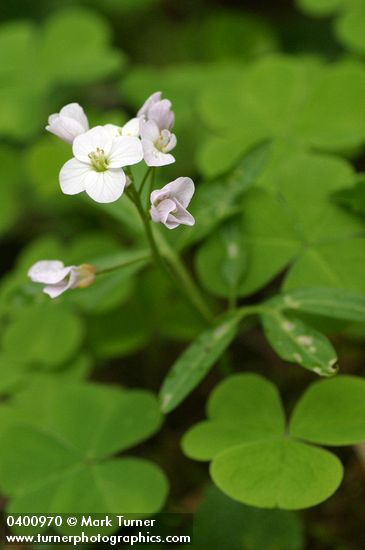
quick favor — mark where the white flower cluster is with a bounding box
[46,93,195,229]
[28,93,196,298]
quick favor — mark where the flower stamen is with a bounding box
[88,147,109,172]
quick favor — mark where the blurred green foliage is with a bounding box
[0,0,365,547]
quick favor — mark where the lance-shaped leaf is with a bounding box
[159,313,241,413]
[275,288,365,323]
[261,311,338,376]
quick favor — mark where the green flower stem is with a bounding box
[95,251,150,275]
[139,167,153,194]
[126,183,213,324]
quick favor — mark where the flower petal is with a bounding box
[108,136,144,168]
[122,117,140,137]
[60,103,89,131]
[43,269,78,299]
[137,91,162,118]
[166,200,195,229]
[163,177,195,208]
[46,117,85,144]
[140,119,160,142]
[142,139,175,167]
[148,99,174,130]
[28,260,72,284]
[150,198,176,224]
[73,126,113,163]
[59,158,90,195]
[84,169,126,203]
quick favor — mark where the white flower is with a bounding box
[28,261,96,298]
[150,177,195,229]
[46,103,89,144]
[140,120,176,167]
[104,117,140,138]
[138,92,175,130]
[59,126,143,203]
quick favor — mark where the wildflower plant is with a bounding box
[1,13,365,538]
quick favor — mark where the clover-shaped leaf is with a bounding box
[182,374,285,460]
[0,8,124,140]
[181,373,365,509]
[2,303,84,369]
[39,8,124,85]
[0,381,167,523]
[204,151,365,299]
[197,56,365,178]
[290,375,365,445]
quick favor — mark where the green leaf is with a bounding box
[297,0,365,55]
[197,56,365,177]
[295,0,343,17]
[0,381,167,523]
[182,374,285,460]
[2,303,84,369]
[12,381,162,459]
[237,150,365,296]
[211,439,343,509]
[24,137,71,198]
[336,1,365,55]
[334,177,365,216]
[196,219,247,298]
[290,375,365,445]
[178,141,272,249]
[0,355,28,395]
[277,288,365,323]
[195,485,304,550]
[261,311,338,376]
[234,188,301,296]
[159,313,241,413]
[39,8,124,85]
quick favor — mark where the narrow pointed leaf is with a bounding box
[276,288,365,322]
[159,313,241,413]
[261,311,338,376]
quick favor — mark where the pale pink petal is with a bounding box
[163,177,195,208]
[122,117,140,137]
[137,91,162,118]
[150,198,176,224]
[148,99,174,130]
[28,260,72,284]
[43,281,70,298]
[43,269,77,298]
[108,136,143,168]
[139,120,160,142]
[161,131,177,153]
[60,103,89,131]
[59,158,90,195]
[73,126,113,163]
[166,200,195,229]
[46,117,85,144]
[142,139,175,167]
[84,169,126,203]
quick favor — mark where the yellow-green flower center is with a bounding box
[88,148,109,172]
